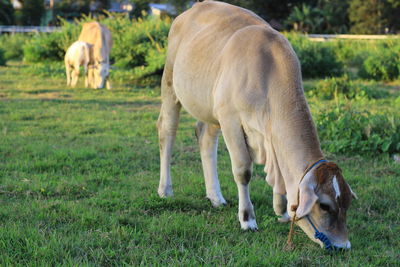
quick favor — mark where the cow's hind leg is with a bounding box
[71,65,80,87]
[84,64,89,88]
[196,121,226,207]
[65,62,71,86]
[105,76,112,90]
[273,192,290,222]
[157,69,181,198]
[219,118,257,230]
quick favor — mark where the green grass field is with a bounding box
[0,62,399,266]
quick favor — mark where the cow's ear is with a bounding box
[296,173,318,218]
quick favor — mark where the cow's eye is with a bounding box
[320,203,330,212]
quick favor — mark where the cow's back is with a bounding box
[78,22,112,63]
[167,1,299,123]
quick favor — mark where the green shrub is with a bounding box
[316,105,400,154]
[24,33,65,62]
[308,75,388,100]
[23,18,80,63]
[359,41,400,81]
[0,48,6,66]
[333,39,400,81]
[286,33,343,78]
[0,34,31,61]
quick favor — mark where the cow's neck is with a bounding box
[264,84,323,206]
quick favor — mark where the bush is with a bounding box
[23,18,81,63]
[286,33,343,78]
[24,33,65,62]
[358,41,400,81]
[0,49,6,66]
[308,75,388,100]
[333,39,400,81]
[316,105,400,154]
[0,34,31,61]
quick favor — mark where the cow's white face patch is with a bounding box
[332,175,341,199]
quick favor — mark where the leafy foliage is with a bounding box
[54,0,110,20]
[316,104,400,154]
[349,0,400,34]
[0,34,31,61]
[286,33,343,78]
[285,4,324,33]
[16,0,45,26]
[0,48,5,66]
[0,0,14,25]
[308,75,389,100]
[285,0,350,33]
[359,41,400,81]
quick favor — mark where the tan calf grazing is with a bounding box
[64,41,92,87]
[157,1,356,249]
[78,22,112,89]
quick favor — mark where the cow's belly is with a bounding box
[173,81,218,124]
[172,62,219,125]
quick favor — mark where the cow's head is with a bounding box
[294,162,356,250]
[90,61,109,89]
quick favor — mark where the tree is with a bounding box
[286,0,350,33]
[0,0,14,25]
[349,0,383,34]
[14,0,45,25]
[224,0,318,23]
[130,0,150,18]
[382,0,400,33]
[55,0,110,20]
[317,0,350,33]
[285,4,324,33]
[349,0,399,34]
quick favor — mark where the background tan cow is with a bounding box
[157,1,355,250]
[64,41,92,87]
[78,22,112,89]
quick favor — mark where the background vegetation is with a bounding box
[2,14,398,83]
[1,0,399,34]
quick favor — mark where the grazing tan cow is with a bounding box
[157,1,356,250]
[64,41,92,87]
[78,22,112,89]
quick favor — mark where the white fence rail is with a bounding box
[307,34,400,41]
[0,26,61,33]
[1,26,400,40]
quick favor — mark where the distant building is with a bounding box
[108,1,134,13]
[149,3,176,16]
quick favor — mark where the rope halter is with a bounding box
[284,159,333,251]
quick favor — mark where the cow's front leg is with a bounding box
[220,118,257,230]
[196,121,226,207]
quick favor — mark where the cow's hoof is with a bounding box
[158,187,173,198]
[277,212,291,223]
[207,196,227,207]
[240,219,258,231]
